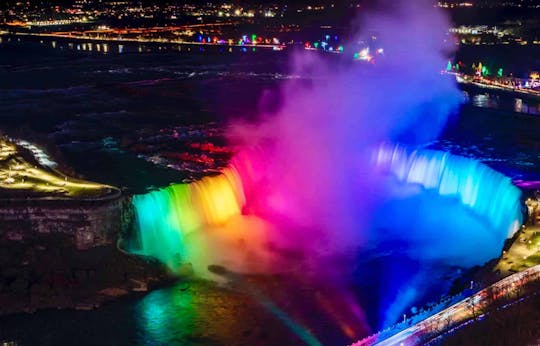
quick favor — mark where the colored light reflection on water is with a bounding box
[134,279,330,345]
[136,284,196,344]
[129,143,524,336]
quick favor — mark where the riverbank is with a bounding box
[0,232,173,316]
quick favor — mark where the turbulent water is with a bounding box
[1,38,540,188]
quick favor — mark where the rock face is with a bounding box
[0,194,171,316]
[0,195,134,250]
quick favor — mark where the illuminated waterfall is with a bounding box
[374,144,523,239]
[130,167,246,269]
[129,145,523,274]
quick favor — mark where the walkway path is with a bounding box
[351,263,540,346]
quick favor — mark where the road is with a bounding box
[452,72,540,99]
[351,263,540,346]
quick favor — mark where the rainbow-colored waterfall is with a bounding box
[128,144,523,275]
[130,168,247,269]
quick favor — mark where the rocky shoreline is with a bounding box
[0,233,174,316]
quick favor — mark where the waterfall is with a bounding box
[128,145,523,274]
[130,167,245,269]
[375,144,522,239]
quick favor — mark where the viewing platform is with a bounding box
[0,137,127,249]
[0,137,120,201]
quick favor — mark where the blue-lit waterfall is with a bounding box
[375,144,522,240]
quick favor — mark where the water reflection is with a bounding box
[133,278,357,346]
[513,98,540,114]
[472,93,498,108]
[463,91,540,116]
[515,98,523,112]
[133,280,284,345]
[0,36,279,57]
[136,284,196,344]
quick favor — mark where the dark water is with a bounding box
[1,38,540,345]
[0,37,292,192]
[463,89,540,116]
[2,37,540,190]
[0,280,344,346]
